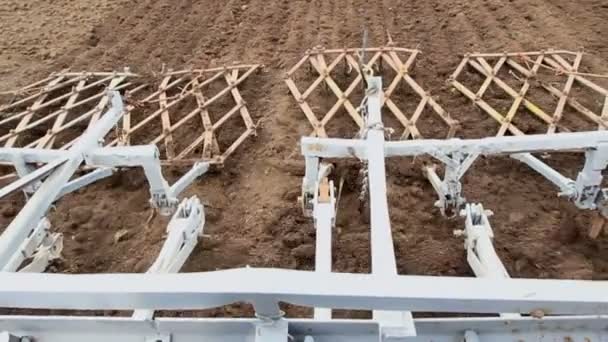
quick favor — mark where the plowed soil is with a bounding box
[1,0,608,318]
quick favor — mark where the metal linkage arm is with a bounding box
[1,268,608,315]
[424,151,479,217]
[302,131,608,216]
[133,196,205,320]
[512,144,608,215]
[85,146,210,215]
[302,131,608,159]
[456,203,520,319]
[455,204,508,279]
[2,218,62,273]
[0,91,124,269]
[309,162,336,320]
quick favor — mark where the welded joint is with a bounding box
[254,317,288,342]
[85,146,209,216]
[10,155,40,194]
[574,146,608,211]
[147,196,205,274]
[2,218,62,273]
[19,232,63,273]
[424,151,479,217]
[455,203,509,279]
[301,157,326,217]
[133,196,205,320]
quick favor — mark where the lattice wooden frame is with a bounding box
[0,65,259,166]
[449,50,608,136]
[285,47,459,139]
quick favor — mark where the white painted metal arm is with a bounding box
[55,168,115,199]
[169,162,209,197]
[0,91,123,268]
[0,268,608,315]
[311,163,336,320]
[456,204,509,278]
[133,196,205,320]
[456,203,520,319]
[1,218,62,272]
[511,153,576,197]
[512,144,608,215]
[384,131,608,157]
[0,148,67,164]
[85,147,210,216]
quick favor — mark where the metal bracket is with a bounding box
[512,144,608,217]
[455,204,509,279]
[424,151,479,217]
[133,196,205,320]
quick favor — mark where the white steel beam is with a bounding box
[0,316,606,342]
[361,78,414,336]
[456,204,519,319]
[133,196,205,320]
[2,218,62,272]
[302,131,608,159]
[0,268,606,314]
[311,162,336,320]
[55,168,115,199]
[511,153,576,196]
[85,147,210,215]
[0,148,66,164]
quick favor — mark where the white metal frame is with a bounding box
[1,77,608,342]
[0,92,209,274]
[302,130,608,217]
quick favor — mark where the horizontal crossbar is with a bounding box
[0,315,606,342]
[0,268,606,315]
[301,131,608,159]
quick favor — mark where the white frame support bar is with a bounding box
[0,92,124,269]
[0,315,606,342]
[0,268,607,314]
[302,130,608,216]
[456,204,520,319]
[2,217,62,273]
[133,196,205,320]
[0,92,210,274]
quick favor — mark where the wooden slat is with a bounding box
[37,79,87,149]
[309,55,364,129]
[226,69,254,129]
[191,77,219,160]
[550,54,608,97]
[158,75,175,158]
[401,97,428,140]
[451,80,524,136]
[546,53,583,133]
[476,57,507,98]
[5,76,65,147]
[497,54,544,136]
[450,56,470,80]
[467,59,553,128]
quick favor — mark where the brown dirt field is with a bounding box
[1,0,608,319]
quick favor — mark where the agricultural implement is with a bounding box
[0,47,606,342]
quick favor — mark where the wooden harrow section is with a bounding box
[285,47,459,139]
[449,50,608,136]
[0,64,259,169]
